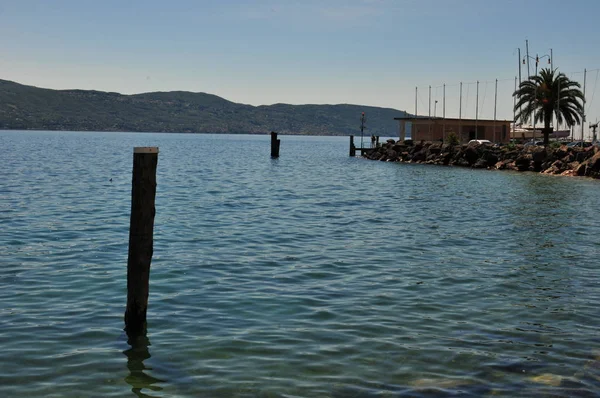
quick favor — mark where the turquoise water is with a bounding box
[1,131,599,397]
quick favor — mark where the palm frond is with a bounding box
[513,68,584,129]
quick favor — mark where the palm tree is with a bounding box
[513,68,585,146]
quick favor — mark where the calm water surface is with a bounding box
[0,131,599,397]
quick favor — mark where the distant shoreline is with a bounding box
[0,78,407,137]
[0,128,357,136]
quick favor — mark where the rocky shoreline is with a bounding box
[363,140,600,179]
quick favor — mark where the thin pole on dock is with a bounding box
[349,135,355,157]
[428,85,431,140]
[475,80,479,139]
[415,86,418,116]
[360,112,366,149]
[582,68,587,141]
[526,39,530,79]
[513,76,517,132]
[443,83,446,142]
[556,78,561,132]
[518,48,522,85]
[493,78,498,142]
[271,131,280,158]
[518,48,522,121]
[125,146,159,337]
[459,82,463,141]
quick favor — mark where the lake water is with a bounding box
[1,131,599,397]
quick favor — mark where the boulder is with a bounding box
[543,165,560,174]
[502,150,520,161]
[481,150,499,167]
[364,148,381,160]
[409,143,424,155]
[551,160,565,172]
[426,153,438,162]
[554,145,569,159]
[575,150,593,163]
[540,161,553,171]
[515,154,532,171]
[472,158,489,169]
[455,158,470,167]
[531,148,547,171]
[439,151,453,165]
[582,151,600,178]
[463,146,480,165]
[392,144,408,153]
[531,148,547,163]
[427,144,442,155]
[386,149,398,161]
[575,163,587,176]
[412,150,427,162]
[451,149,464,163]
[585,151,600,171]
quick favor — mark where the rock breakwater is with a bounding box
[364,140,600,179]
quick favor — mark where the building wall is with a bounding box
[409,121,510,143]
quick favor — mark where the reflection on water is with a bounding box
[123,334,164,398]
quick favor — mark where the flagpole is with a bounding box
[475,81,479,139]
[443,84,446,142]
[459,82,463,142]
[494,79,498,142]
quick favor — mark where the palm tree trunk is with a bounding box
[543,113,552,146]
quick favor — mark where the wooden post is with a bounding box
[349,135,356,156]
[376,136,380,147]
[270,131,280,158]
[125,147,158,336]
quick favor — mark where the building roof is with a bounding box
[394,116,512,123]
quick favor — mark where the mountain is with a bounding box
[0,79,408,136]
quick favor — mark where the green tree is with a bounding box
[513,68,585,146]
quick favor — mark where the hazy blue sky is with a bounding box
[1,0,600,131]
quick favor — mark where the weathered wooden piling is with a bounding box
[125,146,158,336]
[349,135,356,156]
[271,131,280,158]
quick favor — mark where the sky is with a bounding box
[1,0,600,136]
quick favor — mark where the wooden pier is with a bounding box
[349,135,378,157]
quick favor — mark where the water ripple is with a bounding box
[1,131,600,397]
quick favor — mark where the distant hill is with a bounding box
[0,79,408,136]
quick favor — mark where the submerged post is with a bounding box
[125,146,158,336]
[271,131,280,158]
[349,135,356,156]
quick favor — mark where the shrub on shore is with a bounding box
[445,132,460,146]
